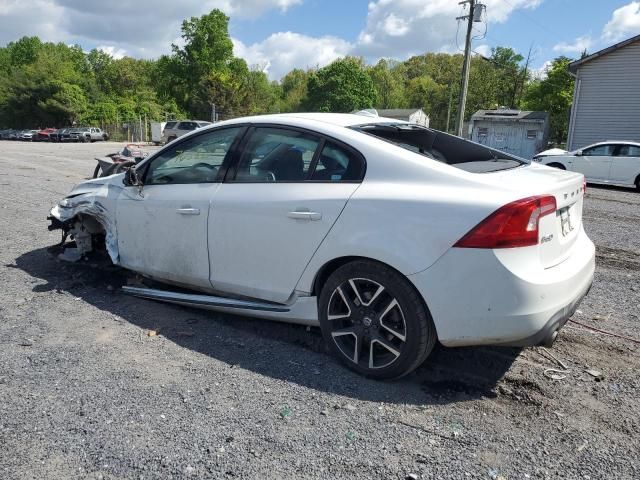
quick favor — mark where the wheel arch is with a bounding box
[310,255,438,336]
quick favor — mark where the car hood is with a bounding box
[534,148,568,158]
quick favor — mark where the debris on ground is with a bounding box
[345,431,357,442]
[58,248,82,262]
[279,405,291,419]
[585,369,604,381]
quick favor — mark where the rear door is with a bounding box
[609,144,640,186]
[208,125,365,303]
[116,126,244,288]
[572,144,614,180]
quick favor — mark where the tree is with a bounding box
[306,57,377,112]
[523,57,574,145]
[367,59,406,109]
[279,68,309,112]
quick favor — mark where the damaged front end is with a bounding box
[48,176,124,263]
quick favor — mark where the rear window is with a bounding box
[165,122,177,130]
[352,123,527,173]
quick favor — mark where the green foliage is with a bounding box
[307,57,377,112]
[523,57,575,144]
[279,69,309,112]
[367,59,406,109]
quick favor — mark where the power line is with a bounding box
[500,0,562,38]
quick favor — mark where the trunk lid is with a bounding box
[485,163,585,268]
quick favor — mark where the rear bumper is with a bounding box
[409,227,596,347]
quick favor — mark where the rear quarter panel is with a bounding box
[295,176,514,295]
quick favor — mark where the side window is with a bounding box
[310,142,364,182]
[583,145,614,156]
[233,127,320,182]
[178,122,197,131]
[165,122,177,130]
[616,145,640,157]
[145,127,242,185]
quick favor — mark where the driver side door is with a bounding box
[116,126,244,288]
[572,144,614,181]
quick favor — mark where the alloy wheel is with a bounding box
[327,278,407,369]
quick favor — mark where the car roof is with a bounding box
[583,140,640,148]
[215,112,407,129]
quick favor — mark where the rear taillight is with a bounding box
[583,178,587,195]
[454,195,557,249]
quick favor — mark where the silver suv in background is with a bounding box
[69,127,109,142]
[161,120,212,144]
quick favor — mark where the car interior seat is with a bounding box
[273,149,304,181]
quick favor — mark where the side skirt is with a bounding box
[122,286,320,326]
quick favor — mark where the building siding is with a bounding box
[568,40,640,150]
[471,119,547,159]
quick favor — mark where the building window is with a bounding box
[478,127,488,137]
[526,130,537,139]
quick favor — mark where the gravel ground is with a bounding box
[0,141,638,480]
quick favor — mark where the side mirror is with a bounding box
[575,150,583,156]
[123,167,140,186]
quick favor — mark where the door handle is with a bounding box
[287,210,322,221]
[176,208,200,215]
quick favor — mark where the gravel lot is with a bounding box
[1,141,638,479]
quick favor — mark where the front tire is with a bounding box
[318,260,436,379]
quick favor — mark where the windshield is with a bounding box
[352,123,528,173]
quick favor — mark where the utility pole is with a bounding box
[211,103,216,123]
[455,0,477,138]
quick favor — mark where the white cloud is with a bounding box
[0,0,304,58]
[474,44,492,57]
[382,13,410,37]
[0,0,66,45]
[354,0,541,59]
[552,35,593,54]
[602,1,640,42]
[531,59,552,80]
[233,33,352,80]
[96,45,127,59]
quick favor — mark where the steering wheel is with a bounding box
[192,162,218,170]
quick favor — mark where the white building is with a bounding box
[377,109,430,128]
[469,109,550,159]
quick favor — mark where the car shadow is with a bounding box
[587,183,638,194]
[14,246,521,405]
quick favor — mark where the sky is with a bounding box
[0,0,639,80]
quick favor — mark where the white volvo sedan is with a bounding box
[49,113,595,379]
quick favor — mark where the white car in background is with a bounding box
[534,141,640,190]
[162,120,213,144]
[49,113,595,379]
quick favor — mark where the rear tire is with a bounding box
[635,175,640,192]
[318,260,437,379]
[547,162,565,170]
